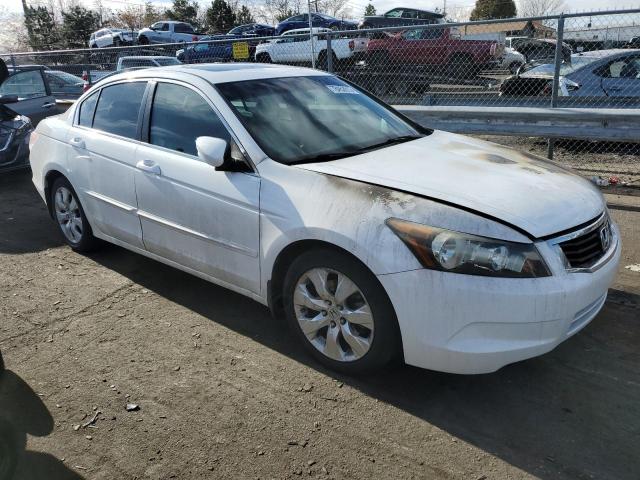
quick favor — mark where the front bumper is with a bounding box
[378,223,621,374]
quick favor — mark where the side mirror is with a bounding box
[196,136,227,168]
[0,94,19,104]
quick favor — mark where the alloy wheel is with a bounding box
[293,268,374,362]
[54,186,83,243]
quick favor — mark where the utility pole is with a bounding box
[308,0,316,68]
[443,0,447,16]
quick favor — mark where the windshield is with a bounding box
[524,55,601,76]
[155,58,182,66]
[47,71,83,84]
[216,76,424,165]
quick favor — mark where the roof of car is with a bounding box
[284,27,332,34]
[573,48,639,58]
[118,56,177,60]
[99,63,328,86]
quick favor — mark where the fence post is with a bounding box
[327,33,333,73]
[547,13,565,160]
[10,55,16,68]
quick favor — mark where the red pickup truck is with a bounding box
[366,27,501,77]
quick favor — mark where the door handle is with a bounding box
[42,102,56,109]
[136,159,161,175]
[69,137,85,149]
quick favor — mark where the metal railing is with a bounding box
[2,8,640,184]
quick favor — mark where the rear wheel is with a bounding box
[50,177,99,252]
[113,37,121,47]
[283,248,400,374]
[256,53,272,63]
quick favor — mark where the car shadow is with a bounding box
[0,169,62,254]
[88,243,640,480]
[0,368,85,480]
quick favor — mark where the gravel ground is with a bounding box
[477,135,640,189]
[1,169,640,480]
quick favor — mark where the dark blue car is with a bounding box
[275,13,357,35]
[176,37,233,62]
[228,23,275,37]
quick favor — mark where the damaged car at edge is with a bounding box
[28,64,621,375]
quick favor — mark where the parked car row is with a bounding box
[87,7,449,49]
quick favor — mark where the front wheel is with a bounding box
[283,249,401,374]
[138,35,149,45]
[50,177,99,252]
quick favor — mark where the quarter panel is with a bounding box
[257,159,530,294]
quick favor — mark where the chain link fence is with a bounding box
[2,9,640,187]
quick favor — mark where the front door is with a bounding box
[0,69,56,125]
[134,81,261,293]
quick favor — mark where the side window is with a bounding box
[160,23,169,31]
[403,29,421,40]
[78,90,99,127]
[421,28,442,40]
[149,83,230,156]
[0,70,47,99]
[92,82,147,139]
[607,57,640,78]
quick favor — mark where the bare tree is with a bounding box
[0,7,30,53]
[316,0,351,18]
[517,0,565,17]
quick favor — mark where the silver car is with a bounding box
[501,49,640,97]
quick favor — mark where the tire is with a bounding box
[113,37,121,47]
[317,51,337,71]
[449,53,475,78]
[50,177,99,253]
[283,248,401,374]
[369,50,389,67]
[256,53,272,63]
[138,35,149,45]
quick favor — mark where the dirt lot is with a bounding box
[1,169,639,480]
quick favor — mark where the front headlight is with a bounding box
[386,218,551,278]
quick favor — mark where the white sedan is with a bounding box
[29,64,621,374]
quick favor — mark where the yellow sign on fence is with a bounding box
[232,42,250,60]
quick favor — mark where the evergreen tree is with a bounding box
[165,0,199,27]
[470,0,516,20]
[204,0,236,33]
[60,6,101,49]
[235,5,255,25]
[23,4,59,50]
[364,4,376,16]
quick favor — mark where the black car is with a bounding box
[0,62,58,171]
[359,7,445,29]
[228,23,275,37]
[510,38,572,64]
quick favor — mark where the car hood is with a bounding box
[296,131,604,238]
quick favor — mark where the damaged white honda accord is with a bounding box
[29,64,621,374]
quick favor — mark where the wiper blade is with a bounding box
[290,135,422,165]
[351,135,422,154]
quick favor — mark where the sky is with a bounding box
[1,0,637,19]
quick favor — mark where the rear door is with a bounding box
[134,80,261,293]
[0,69,56,125]
[67,81,148,248]
[600,55,640,97]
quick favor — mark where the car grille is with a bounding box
[558,216,612,269]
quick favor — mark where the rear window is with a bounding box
[92,82,147,139]
[174,23,194,34]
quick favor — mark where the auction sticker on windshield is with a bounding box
[326,84,360,94]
